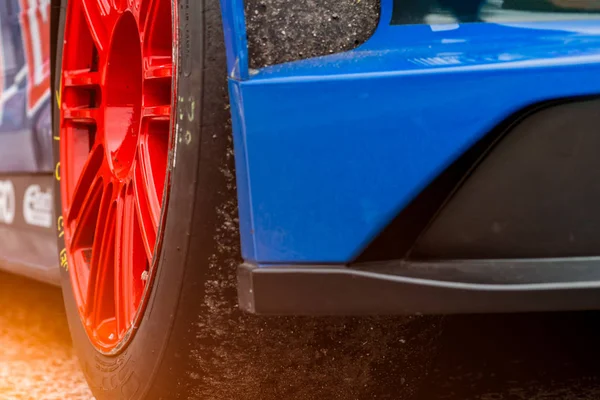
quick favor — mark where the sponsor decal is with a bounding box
[0,180,16,224]
[23,184,52,227]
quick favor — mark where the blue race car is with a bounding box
[1,0,599,398]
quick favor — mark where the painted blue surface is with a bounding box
[220,0,249,80]
[221,0,600,264]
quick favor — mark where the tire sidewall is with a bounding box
[53,1,205,398]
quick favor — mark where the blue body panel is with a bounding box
[221,0,600,264]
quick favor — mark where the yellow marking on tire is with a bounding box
[59,248,68,271]
[57,216,64,238]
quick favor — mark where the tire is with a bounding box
[33,104,53,171]
[52,1,442,399]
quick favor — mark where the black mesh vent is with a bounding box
[245,0,381,69]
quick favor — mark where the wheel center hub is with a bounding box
[104,12,142,179]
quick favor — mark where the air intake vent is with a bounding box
[245,0,380,69]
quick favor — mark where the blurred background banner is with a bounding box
[0,0,52,174]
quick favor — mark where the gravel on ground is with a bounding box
[0,272,93,400]
[2,269,600,400]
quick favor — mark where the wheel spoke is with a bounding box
[133,149,159,261]
[134,0,151,29]
[66,145,105,246]
[86,183,116,327]
[62,107,101,125]
[141,0,173,113]
[80,0,117,53]
[63,69,101,88]
[142,105,171,121]
[62,70,102,125]
[141,0,163,38]
[114,187,136,335]
[68,179,103,249]
[144,62,172,80]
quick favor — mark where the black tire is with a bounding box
[52,1,442,399]
[33,104,53,171]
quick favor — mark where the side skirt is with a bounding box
[238,259,600,315]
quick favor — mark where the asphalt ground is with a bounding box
[1,270,599,399]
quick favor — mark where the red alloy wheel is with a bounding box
[59,0,175,353]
